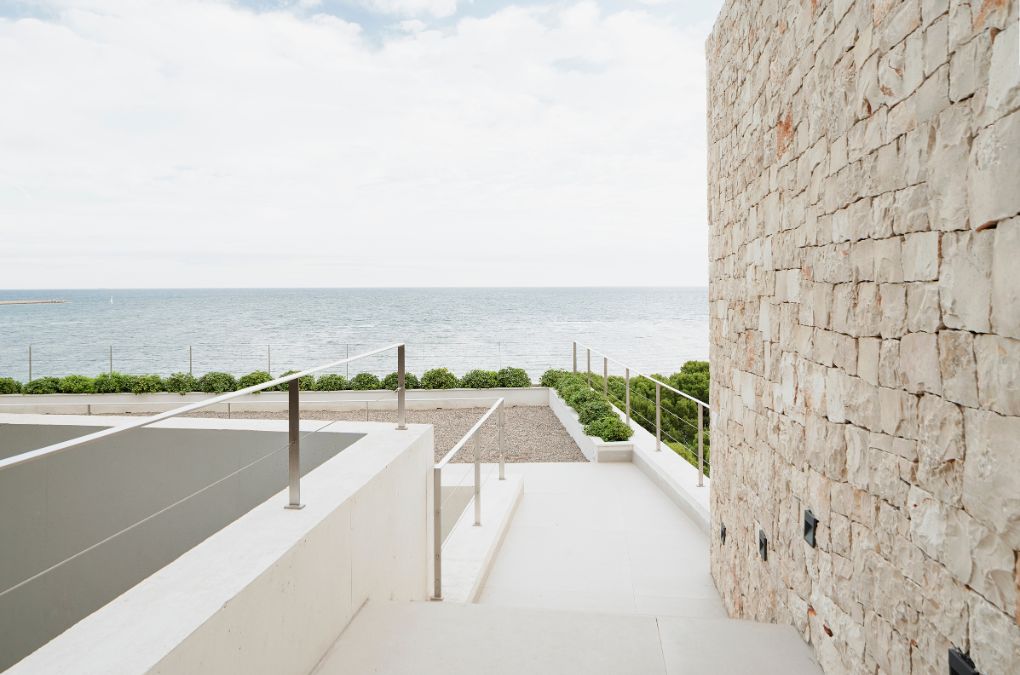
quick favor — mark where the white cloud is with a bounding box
[0,0,717,288]
[361,0,459,18]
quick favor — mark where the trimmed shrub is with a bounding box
[584,415,633,442]
[0,377,22,394]
[131,374,164,394]
[421,368,458,390]
[164,372,197,395]
[58,374,95,394]
[238,371,273,390]
[497,367,531,388]
[577,398,613,424]
[198,371,238,393]
[350,372,382,390]
[565,387,603,409]
[273,370,314,391]
[316,374,350,391]
[460,369,498,388]
[381,372,420,390]
[24,377,60,395]
[95,373,125,393]
[540,369,569,388]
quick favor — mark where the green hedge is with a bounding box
[316,374,350,391]
[421,368,459,390]
[460,369,499,388]
[0,365,540,396]
[0,377,22,394]
[546,371,632,443]
[543,362,711,475]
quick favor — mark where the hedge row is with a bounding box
[0,367,533,396]
[540,369,633,442]
[541,363,711,474]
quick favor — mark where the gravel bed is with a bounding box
[118,406,585,463]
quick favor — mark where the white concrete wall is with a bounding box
[0,387,549,415]
[0,416,363,672]
[6,418,434,675]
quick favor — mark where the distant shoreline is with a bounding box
[0,299,66,306]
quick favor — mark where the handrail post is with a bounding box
[188,345,193,375]
[572,342,577,373]
[109,345,113,375]
[267,345,271,373]
[474,435,482,526]
[397,345,407,430]
[285,379,304,509]
[498,402,505,481]
[697,404,705,487]
[586,348,591,386]
[28,345,32,383]
[625,367,630,426]
[603,356,608,395]
[432,466,442,600]
[655,382,661,451]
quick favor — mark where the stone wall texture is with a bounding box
[706,1,1019,673]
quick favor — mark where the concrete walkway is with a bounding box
[478,462,723,617]
[315,462,821,675]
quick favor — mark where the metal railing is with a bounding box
[572,341,709,485]
[0,343,408,511]
[431,397,505,601]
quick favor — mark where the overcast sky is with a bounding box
[0,0,721,289]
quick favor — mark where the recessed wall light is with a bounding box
[948,647,978,675]
[804,509,818,548]
[758,530,767,561]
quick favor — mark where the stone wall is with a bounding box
[705,1,1019,673]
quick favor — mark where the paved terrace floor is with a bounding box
[316,463,821,674]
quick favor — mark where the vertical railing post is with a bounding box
[586,348,591,386]
[625,367,631,427]
[345,344,350,379]
[474,434,482,526]
[498,402,506,481]
[497,341,502,370]
[698,404,705,487]
[109,345,113,374]
[28,345,32,383]
[397,344,407,430]
[572,342,577,373]
[655,382,662,451]
[285,379,304,509]
[188,345,193,375]
[267,345,271,374]
[603,356,608,396]
[432,466,442,600]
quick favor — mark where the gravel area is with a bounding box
[119,406,586,463]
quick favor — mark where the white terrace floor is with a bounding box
[315,462,822,675]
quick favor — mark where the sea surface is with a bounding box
[0,288,708,382]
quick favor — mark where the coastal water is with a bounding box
[0,288,708,381]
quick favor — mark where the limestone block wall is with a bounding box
[706,1,1019,673]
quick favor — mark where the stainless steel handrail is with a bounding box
[0,343,408,509]
[431,397,505,601]
[572,340,708,485]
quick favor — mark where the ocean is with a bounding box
[0,288,708,382]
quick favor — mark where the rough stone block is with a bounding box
[900,331,942,394]
[963,408,1020,546]
[940,229,993,332]
[991,218,1020,339]
[974,334,1020,416]
[902,231,940,281]
[938,330,979,407]
[916,393,964,504]
[969,109,1020,230]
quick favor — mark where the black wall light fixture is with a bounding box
[758,530,768,561]
[804,509,818,548]
[720,523,726,544]
[948,647,979,675]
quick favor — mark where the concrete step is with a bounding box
[312,600,822,675]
